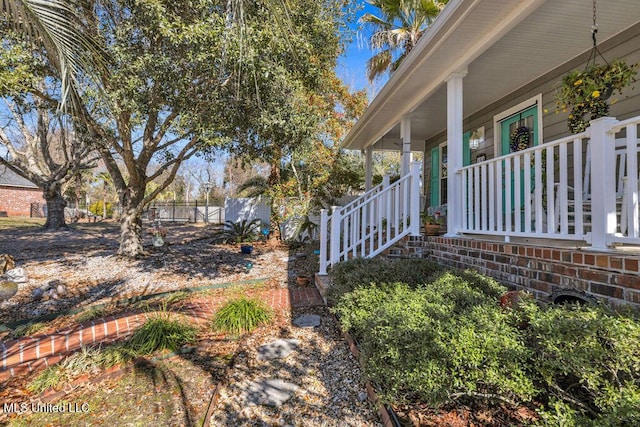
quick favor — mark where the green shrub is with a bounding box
[212,297,272,336]
[127,314,198,355]
[89,200,114,218]
[521,301,640,426]
[327,258,443,305]
[333,274,533,406]
[331,257,640,424]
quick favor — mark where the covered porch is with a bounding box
[318,0,640,305]
[341,0,640,248]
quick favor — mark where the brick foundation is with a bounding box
[422,236,640,308]
[387,234,640,307]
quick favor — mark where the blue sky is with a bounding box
[336,2,388,96]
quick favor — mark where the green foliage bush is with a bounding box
[127,314,198,355]
[89,200,114,218]
[333,273,534,406]
[327,258,443,304]
[331,259,640,425]
[212,297,272,336]
[519,302,640,426]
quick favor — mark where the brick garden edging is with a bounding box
[0,287,324,382]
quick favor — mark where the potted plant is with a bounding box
[421,213,444,236]
[149,224,167,247]
[221,219,260,254]
[555,58,637,133]
[296,275,310,286]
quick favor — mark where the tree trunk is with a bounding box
[118,207,145,258]
[43,187,67,230]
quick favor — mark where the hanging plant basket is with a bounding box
[555,59,637,133]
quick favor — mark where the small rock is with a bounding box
[293,314,321,328]
[32,287,44,300]
[257,339,300,360]
[358,391,368,402]
[56,283,67,296]
[244,379,299,407]
[0,280,18,300]
[5,268,27,283]
[0,254,15,273]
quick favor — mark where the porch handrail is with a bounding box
[610,117,640,244]
[337,177,388,215]
[457,115,640,248]
[319,162,421,275]
[459,129,590,240]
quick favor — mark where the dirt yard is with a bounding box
[0,221,315,325]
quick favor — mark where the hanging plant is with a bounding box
[510,126,530,152]
[555,59,637,133]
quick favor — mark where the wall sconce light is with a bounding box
[469,126,484,150]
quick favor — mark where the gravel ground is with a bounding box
[0,222,382,426]
[211,306,382,427]
[0,222,313,323]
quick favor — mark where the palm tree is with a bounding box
[1,0,108,108]
[360,0,448,81]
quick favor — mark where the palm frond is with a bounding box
[367,49,392,82]
[2,0,109,109]
[236,175,268,198]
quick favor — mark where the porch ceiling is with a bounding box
[344,0,640,151]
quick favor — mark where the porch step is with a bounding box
[382,235,431,260]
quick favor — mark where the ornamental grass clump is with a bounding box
[127,314,198,355]
[212,297,272,336]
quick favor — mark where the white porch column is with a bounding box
[364,147,373,191]
[589,117,618,249]
[400,117,411,177]
[445,71,467,236]
[410,161,421,236]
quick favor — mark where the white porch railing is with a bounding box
[610,116,640,245]
[458,116,640,247]
[318,162,421,275]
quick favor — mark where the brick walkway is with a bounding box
[0,287,323,382]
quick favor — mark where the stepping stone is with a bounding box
[0,280,18,300]
[293,314,321,328]
[244,379,299,407]
[257,339,300,360]
[5,268,28,283]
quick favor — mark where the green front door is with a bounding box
[500,105,538,155]
[500,105,539,226]
[430,132,470,207]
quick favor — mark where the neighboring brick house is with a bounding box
[0,165,44,217]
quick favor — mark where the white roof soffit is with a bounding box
[343,0,640,150]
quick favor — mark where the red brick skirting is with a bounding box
[0,287,323,382]
[426,236,640,307]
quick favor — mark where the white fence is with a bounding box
[224,197,270,227]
